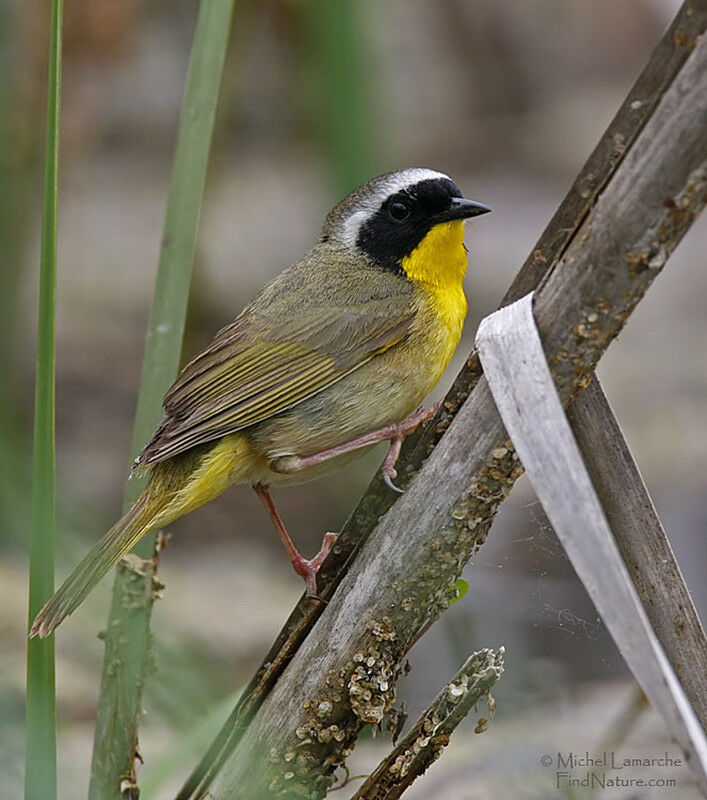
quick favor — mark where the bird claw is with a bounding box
[306,590,329,605]
[383,471,404,494]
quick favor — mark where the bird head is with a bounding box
[321,168,491,274]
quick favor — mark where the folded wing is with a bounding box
[137,300,414,465]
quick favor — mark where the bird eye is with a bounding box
[388,200,411,222]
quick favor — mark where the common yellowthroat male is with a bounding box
[31,168,490,638]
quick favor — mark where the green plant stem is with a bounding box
[25,1,63,799]
[0,2,43,550]
[88,1,236,797]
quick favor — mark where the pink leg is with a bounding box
[253,484,336,599]
[270,402,441,493]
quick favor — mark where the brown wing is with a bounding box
[137,302,414,465]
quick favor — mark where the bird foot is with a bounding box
[380,401,442,493]
[291,531,338,599]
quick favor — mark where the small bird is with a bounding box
[30,168,490,638]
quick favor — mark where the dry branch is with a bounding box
[178,3,707,797]
[569,379,707,727]
[349,647,503,800]
[199,19,707,800]
[476,295,705,788]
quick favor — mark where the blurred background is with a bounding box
[1,0,705,798]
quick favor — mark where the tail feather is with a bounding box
[30,434,248,638]
[30,493,155,638]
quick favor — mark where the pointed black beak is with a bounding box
[446,197,492,221]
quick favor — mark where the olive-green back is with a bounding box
[137,248,415,465]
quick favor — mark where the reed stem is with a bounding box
[89,1,237,797]
[25,1,63,798]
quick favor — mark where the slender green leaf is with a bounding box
[89,1,237,797]
[25,1,63,799]
[0,0,42,550]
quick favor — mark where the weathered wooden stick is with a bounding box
[202,21,706,800]
[569,378,707,728]
[176,6,707,796]
[350,648,504,800]
[177,4,707,797]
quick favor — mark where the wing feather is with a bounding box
[137,297,414,465]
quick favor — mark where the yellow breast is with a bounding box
[400,220,468,379]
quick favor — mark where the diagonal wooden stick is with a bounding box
[194,19,707,800]
[177,3,707,796]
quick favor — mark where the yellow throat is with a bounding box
[400,220,468,341]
